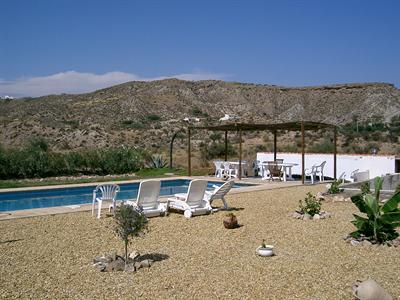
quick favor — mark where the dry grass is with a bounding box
[1,185,399,299]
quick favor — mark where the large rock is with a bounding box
[352,279,392,300]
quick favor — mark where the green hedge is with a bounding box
[0,142,146,179]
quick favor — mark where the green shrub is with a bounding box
[308,138,334,153]
[327,180,341,194]
[298,192,321,216]
[121,120,148,129]
[199,141,236,163]
[191,107,203,116]
[350,177,400,243]
[0,144,145,179]
[147,114,161,121]
[114,204,148,267]
[361,182,371,195]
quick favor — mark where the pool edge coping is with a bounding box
[0,176,322,220]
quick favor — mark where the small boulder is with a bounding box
[140,259,154,268]
[350,240,361,246]
[134,261,142,270]
[93,256,111,264]
[105,259,125,272]
[313,214,321,220]
[391,238,400,247]
[292,212,302,219]
[303,214,311,220]
[129,251,140,260]
[124,264,136,273]
[362,240,372,246]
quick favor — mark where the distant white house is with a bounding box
[256,152,400,180]
[219,114,240,122]
[2,95,14,100]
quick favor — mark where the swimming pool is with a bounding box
[0,179,253,212]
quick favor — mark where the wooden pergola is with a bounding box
[187,121,337,184]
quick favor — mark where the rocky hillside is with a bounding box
[0,79,399,155]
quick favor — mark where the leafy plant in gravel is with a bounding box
[395,183,400,194]
[298,192,321,216]
[114,204,148,268]
[350,177,400,243]
[327,180,341,194]
[360,181,371,196]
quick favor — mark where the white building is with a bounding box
[256,152,400,180]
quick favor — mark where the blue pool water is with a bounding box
[0,179,252,212]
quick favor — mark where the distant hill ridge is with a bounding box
[0,79,399,151]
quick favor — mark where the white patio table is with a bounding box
[261,162,298,182]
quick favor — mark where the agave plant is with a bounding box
[350,177,400,243]
[146,154,167,169]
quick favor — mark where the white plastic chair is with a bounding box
[223,161,237,179]
[305,161,326,184]
[213,160,224,178]
[92,184,120,219]
[167,179,211,218]
[349,169,360,182]
[203,180,234,210]
[314,161,326,182]
[252,160,261,177]
[123,180,166,218]
[338,172,346,183]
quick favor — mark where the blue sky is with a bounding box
[1,0,399,97]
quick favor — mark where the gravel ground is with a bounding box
[1,185,399,299]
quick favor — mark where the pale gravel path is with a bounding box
[1,185,399,299]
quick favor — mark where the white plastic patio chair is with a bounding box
[123,180,166,218]
[305,161,326,184]
[349,169,360,182]
[338,172,346,183]
[223,161,237,179]
[213,160,224,178]
[252,160,261,177]
[167,179,211,218]
[92,184,120,219]
[203,180,234,210]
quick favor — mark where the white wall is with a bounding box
[256,152,397,180]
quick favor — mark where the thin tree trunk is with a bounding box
[124,240,128,269]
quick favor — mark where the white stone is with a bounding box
[362,240,372,246]
[129,251,140,260]
[313,214,321,220]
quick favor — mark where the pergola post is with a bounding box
[224,130,228,161]
[301,122,305,184]
[238,129,242,180]
[334,127,337,180]
[273,130,277,161]
[187,128,191,176]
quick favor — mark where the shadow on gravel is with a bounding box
[0,239,24,244]
[137,253,169,262]
[226,207,244,211]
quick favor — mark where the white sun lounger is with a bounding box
[203,180,234,210]
[122,180,166,218]
[167,179,211,218]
